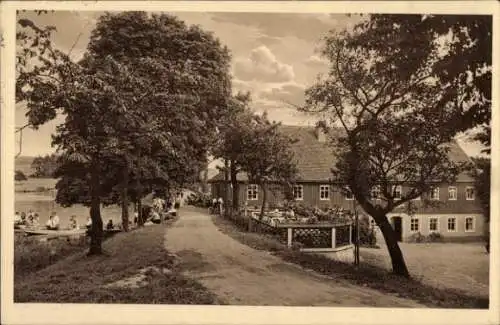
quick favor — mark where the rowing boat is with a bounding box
[24,228,87,237]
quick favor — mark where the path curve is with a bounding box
[164,207,424,307]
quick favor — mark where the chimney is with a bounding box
[315,121,328,142]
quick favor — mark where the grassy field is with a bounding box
[211,213,489,309]
[14,220,220,304]
[359,242,489,299]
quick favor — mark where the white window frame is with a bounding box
[448,186,457,201]
[293,184,304,201]
[345,187,354,200]
[371,185,381,200]
[319,185,330,201]
[447,217,457,232]
[465,186,475,201]
[392,185,403,200]
[247,184,258,201]
[410,217,420,233]
[428,217,439,232]
[465,216,475,232]
[430,187,440,201]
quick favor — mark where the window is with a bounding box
[466,187,475,200]
[429,217,439,232]
[447,217,456,232]
[345,187,354,200]
[465,217,475,232]
[410,217,419,232]
[247,184,258,201]
[430,187,440,200]
[448,186,457,200]
[371,185,381,200]
[393,185,402,200]
[319,185,330,200]
[293,185,303,200]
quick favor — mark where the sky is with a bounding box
[15,11,486,159]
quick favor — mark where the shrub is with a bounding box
[407,232,426,243]
[358,215,377,246]
[427,232,443,243]
[15,170,28,181]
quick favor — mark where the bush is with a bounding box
[15,170,28,181]
[427,232,443,243]
[358,216,377,246]
[407,232,426,243]
[185,192,212,208]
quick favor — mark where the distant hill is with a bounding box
[15,156,35,177]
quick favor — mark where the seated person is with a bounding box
[106,219,114,230]
[69,215,78,229]
[32,213,40,228]
[20,212,27,225]
[86,217,92,229]
[14,212,22,226]
[150,211,161,224]
[46,212,60,230]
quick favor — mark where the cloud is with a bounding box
[260,83,306,107]
[211,13,363,44]
[233,45,295,83]
[305,54,329,66]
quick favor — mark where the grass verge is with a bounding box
[212,213,488,309]
[15,217,219,304]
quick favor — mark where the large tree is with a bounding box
[239,114,298,219]
[301,15,488,277]
[347,14,492,151]
[17,12,232,254]
[212,92,255,213]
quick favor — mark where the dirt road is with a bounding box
[164,207,424,307]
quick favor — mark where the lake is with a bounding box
[15,191,132,229]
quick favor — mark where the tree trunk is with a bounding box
[376,213,410,277]
[137,198,144,226]
[121,160,130,232]
[88,161,103,256]
[223,159,230,217]
[259,183,267,220]
[230,160,239,215]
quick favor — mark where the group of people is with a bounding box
[14,210,69,230]
[14,210,41,228]
[210,197,224,215]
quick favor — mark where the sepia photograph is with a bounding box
[1,1,498,325]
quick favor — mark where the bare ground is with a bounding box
[360,242,489,299]
[164,208,424,307]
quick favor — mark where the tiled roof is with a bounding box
[209,125,474,183]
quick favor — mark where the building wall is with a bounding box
[211,181,485,242]
[380,212,485,242]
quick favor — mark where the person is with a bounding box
[106,219,114,230]
[14,212,22,227]
[33,213,40,228]
[133,210,139,225]
[85,217,92,236]
[211,198,217,214]
[46,212,60,230]
[217,197,224,215]
[69,215,78,229]
[150,210,161,224]
[20,212,27,225]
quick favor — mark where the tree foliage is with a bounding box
[30,153,59,178]
[301,14,488,277]
[15,170,28,181]
[17,11,233,254]
[238,113,299,219]
[347,14,492,151]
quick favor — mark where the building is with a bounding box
[209,125,485,242]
